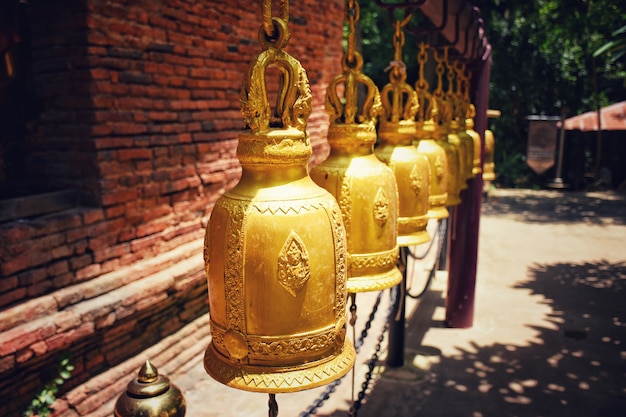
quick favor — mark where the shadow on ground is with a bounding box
[348,259,626,417]
[482,189,626,225]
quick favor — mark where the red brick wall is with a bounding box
[0,0,344,415]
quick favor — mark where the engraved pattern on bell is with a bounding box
[278,231,310,297]
[435,154,445,179]
[373,187,390,227]
[409,164,422,196]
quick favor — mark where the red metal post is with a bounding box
[445,50,491,328]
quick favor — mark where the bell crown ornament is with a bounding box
[204,6,355,393]
[376,16,431,247]
[311,0,401,293]
[413,43,449,219]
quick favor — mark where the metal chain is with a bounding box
[349,289,397,417]
[407,219,443,260]
[406,218,447,299]
[298,291,384,417]
[268,393,278,417]
[262,0,289,39]
[346,0,360,64]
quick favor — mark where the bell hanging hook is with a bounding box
[262,0,290,41]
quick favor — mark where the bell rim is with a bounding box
[203,339,356,393]
[397,230,431,247]
[427,206,449,220]
[346,266,402,293]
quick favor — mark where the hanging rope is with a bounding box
[262,0,289,39]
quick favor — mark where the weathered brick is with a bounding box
[75,264,102,282]
[0,320,56,356]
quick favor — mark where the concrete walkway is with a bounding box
[173,188,626,417]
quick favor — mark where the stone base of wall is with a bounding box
[55,314,211,417]
[0,238,208,416]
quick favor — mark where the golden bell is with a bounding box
[376,62,431,247]
[465,104,482,176]
[114,361,185,417]
[448,122,470,190]
[310,51,401,293]
[483,128,496,181]
[414,43,448,220]
[483,109,499,181]
[375,18,430,246]
[437,104,463,206]
[414,121,449,219]
[204,17,355,393]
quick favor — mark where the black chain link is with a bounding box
[299,291,384,417]
[406,219,447,299]
[406,219,443,260]
[349,288,398,417]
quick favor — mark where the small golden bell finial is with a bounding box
[114,361,186,417]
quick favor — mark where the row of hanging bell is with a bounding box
[204,15,355,393]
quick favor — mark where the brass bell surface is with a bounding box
[438,118,463,206]
[414,121,449,220]
[457,124,476,182]
[204,17,355,393]
[447,124,469,191]
[376,120,431,247]
[311,123,402,293]
[310,50,401,294]
[114,361,185,417]
[483,128,496,181]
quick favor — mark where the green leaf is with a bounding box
[59,370,71,379]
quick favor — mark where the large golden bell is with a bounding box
[483,128,496,181]
[465,104,482,176]
[204,18,355,393]
[375,58,431,247]
[114,361,185,417]
[310,52,401,294]
[377,120,431,247]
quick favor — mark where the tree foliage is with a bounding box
[357,0,625,187]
